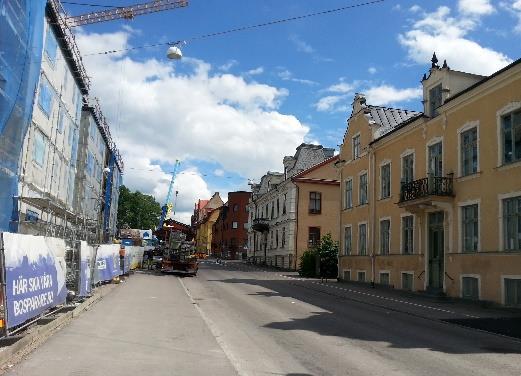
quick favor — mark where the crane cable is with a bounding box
[82,0,386,57]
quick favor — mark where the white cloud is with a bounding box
[458,0,495,16]
[289,34,315,54]
[246,66,264,75]
[500,0,521,33]
[410,5,422,13]
[364,85,422,106]
[314,95,348,112]
[326,82,355,93]
[277,69,317,85]
[77,30,310,223]
[368,67,377,75]
[213,169,225,177]
[399,5,512,75]
[219,59,238,71]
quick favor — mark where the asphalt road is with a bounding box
[7,261,521,376]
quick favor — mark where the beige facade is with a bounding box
[195,208,221,254]
[338,56,521,306]
[293,156,340,268]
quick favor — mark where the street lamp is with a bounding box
[166,41,185,60]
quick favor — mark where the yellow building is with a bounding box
[195,208,221,254]
[292,156,340,268]
[338,54,521,306]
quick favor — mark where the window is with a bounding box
[38,76,54,117]
[57,107,66,134]
[402,215,414,255]
[344,226,352,255]
[380,272,390,285]
[309,192,321,214]
[281,227,286,248]
[70,127,79,167]
[352,135,361,159]
[344,179,353,209]
[381,163,390,198]
[359,173,368,205]
[461,128,478,176]
[309,227,321,248]
[233,204,239,212]
[429,84,442,117]
[402,273,413,291]
[275,230,279,248]
[74,87,83,123]
[343,270,351,281]
[428,141,443,177]
[502,111,521,164]
[504,278,521,307]
[380,220,390,255]
[503,196,521,251]
[462,277,479,300]
[271,202,275,219]
[232,221,238,229]
[33,130,46,167]
[86,152,94,176]
[357,271,366,282]
[402,153,414,184]
[462,204,479,252]
[44,28,58,65]
[282,194,287,214]
[276,199,280,217]
[359,223,367,255]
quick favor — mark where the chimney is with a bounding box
[352,93,367,114]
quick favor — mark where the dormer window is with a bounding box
[429,84,443,117]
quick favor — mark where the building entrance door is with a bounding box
[428,211,444,291]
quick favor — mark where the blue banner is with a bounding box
[78,242,93,297]
[2,233,67,329]
[95,245,119,283]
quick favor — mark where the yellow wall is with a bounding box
[339,64,521,305]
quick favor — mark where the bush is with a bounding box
[317,233,338,279]
[298,249,317,277]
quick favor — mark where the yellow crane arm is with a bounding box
[65,0,188,28]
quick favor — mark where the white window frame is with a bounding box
[344,177,353,209]
[358,170,368,205]
[352,132,361,160]
[32,128,47,168]
[343,225,352,256]
[232,221,238,229]
[498,191,521,251]
[356,270,366,282]
[501,275,521,305]
[400,212,415,255]
[358,221,368,256]
[457,199,481,253]
[426,136,444,177]
[401,271,415,291]
[379,217,391,255]
[457,121,480,178]
[379,270,391,285]
[380,160,392,199]
[400,149,415,184]
[342,269,352,281]
[460,274,481,300]
[496,102,521,168]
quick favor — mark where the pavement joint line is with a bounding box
[178,277,244,376]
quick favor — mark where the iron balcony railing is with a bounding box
[399,174,454,203]
[252,218,270,232]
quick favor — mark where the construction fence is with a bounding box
[0,232,144,334]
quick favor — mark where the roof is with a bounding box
[292,155,339,179]
[292,177,339,185]
[445,56,521,104]
[197,200,209,210]
[365,105,422,138]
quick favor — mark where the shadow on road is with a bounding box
[206,267,521,355]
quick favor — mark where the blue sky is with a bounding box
[66,0,521,223]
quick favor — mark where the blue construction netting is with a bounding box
[0,1,46,232]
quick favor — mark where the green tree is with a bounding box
[117,185,162,229]
[298,233,338,279]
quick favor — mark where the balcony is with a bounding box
[252,218,270,232]
[399,175,454,209]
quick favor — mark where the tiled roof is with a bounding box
[365,105,422,138]
[197,200,209,210]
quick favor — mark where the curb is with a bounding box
[0,283,117,372]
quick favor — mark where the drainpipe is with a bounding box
[369,145,376,287]
[294,184,299,271]
[337,164,343,280]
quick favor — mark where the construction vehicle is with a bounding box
[158,160,180,229]
[161,231,198,275]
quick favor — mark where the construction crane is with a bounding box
[158,160,181,229]
[64,0,188,28]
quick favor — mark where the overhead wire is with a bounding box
[82,0,386,57]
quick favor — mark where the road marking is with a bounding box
[178,277,245,376]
